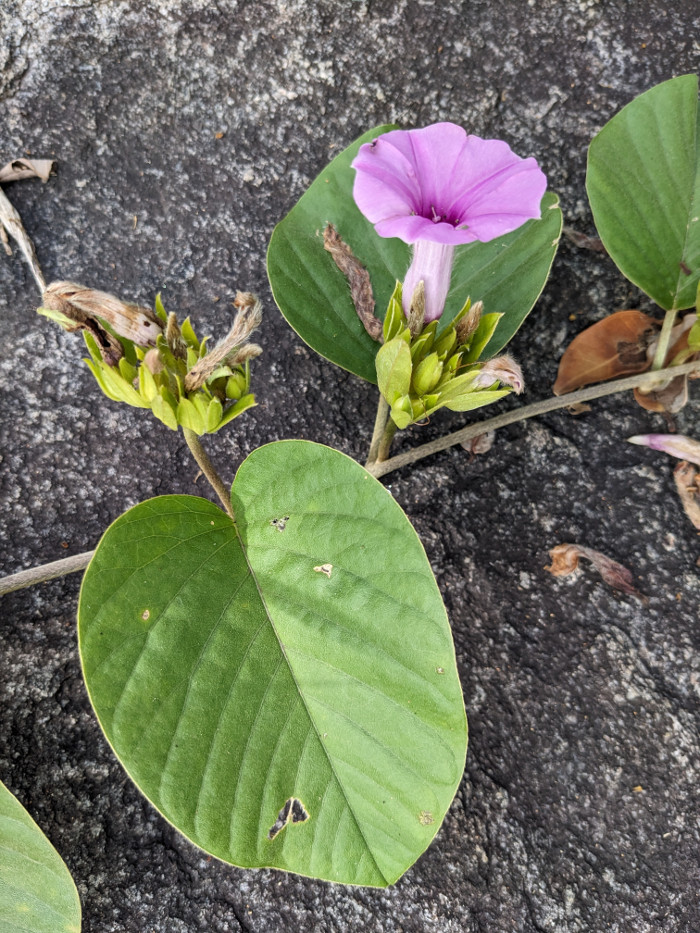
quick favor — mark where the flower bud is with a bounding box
[455,300,483,346]
[406,281,426,336]
[412,352,443,395]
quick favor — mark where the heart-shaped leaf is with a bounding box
[587,74,700,311]
[268,127,562,382]
[0,781,81,933]
[78,441,467,887]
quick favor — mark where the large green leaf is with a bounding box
[0,781,81,933]
[267,126,562,382]
[587,74,700,311]
[78,441,467,886]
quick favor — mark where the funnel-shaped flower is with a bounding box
[352,123,547,322]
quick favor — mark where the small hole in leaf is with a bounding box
[141,609,150,621]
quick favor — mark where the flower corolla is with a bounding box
[352,123,547,322]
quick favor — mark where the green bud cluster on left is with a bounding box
[37,282,260,435]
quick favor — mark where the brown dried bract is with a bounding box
[546,543,646,603]
[42,281,163,364]
[553,310,659,395]
[673,462,700,531]
[323,223,382,342]
[0,158,55,184]
[185,292,262,391]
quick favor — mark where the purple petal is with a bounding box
[352,135,421,225]
[375,213,480,245]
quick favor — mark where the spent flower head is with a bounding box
[352,123,547,322]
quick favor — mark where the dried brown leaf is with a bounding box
[0,158,54,184]
[553,310,658,396]
[634,315,700,414]
[460,430,495,457]
[546,543,646,602]
[323,223,382,342]
[673,462,700,531]
[562,226,607,253]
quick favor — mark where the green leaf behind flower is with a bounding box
[267,126,562,382]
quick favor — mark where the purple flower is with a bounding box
[352,123,547,322]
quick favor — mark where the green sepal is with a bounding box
[138,362,159,402]
[82,330,103,364]
[154,293,167,322]
[84,359,123,403]
[383,281,406,342]
[462,313,503,363]
[205,365,234,384]
[118,357,137,383]
[410,321,438,362]
[36,305,77,330]
[412,352,443,396]
[445,352,462,373]
[433,371,481,405]
[89,358,149,408]
[451,295,472,326]
[389,395,414,429]
[212,393,257,431]
[198,336,211,358]
[226,373,247,399]
[181,316,200,350]
[376,335,412,404]
[443,388,510,412]
[178,397,205,434]
[432,328,457,360]
[151,392,179,431]
[206,397,223,433]
[186,347,199,370]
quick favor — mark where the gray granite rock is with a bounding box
[1,2,698,931]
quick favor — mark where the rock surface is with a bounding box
[1,2,698,931]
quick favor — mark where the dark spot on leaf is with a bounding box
[270,516,290,531]
[267,797,310,840]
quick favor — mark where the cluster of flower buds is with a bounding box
[38,282,261,435]
[376,281,523,429]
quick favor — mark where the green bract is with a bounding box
[587,74,700,311]
[78,441,467,886]
[80,296,256,434]
[0,781,81,933]
[376,284,510,428]
[267,125,562,382]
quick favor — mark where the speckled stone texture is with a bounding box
[1,2,698,931]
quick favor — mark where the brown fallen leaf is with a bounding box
[323,223,382,342]
[562,226,607,253]
[673,462,700,531]
[0,158,55,184]
[460,430,495,457]
[546,543,646,602]
[553,310,659,395]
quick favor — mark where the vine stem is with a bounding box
[0,551,93,597]
[365,395,390,465]
[1,360,697,597]
[365,360,700,479]
[183,427,234,520]
[649,308,678,373]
